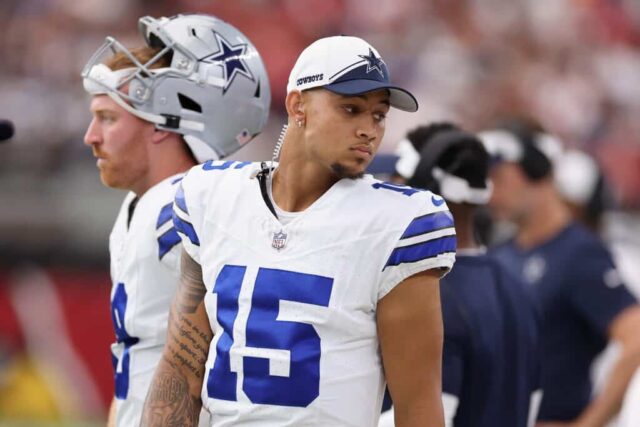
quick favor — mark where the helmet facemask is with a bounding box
[82,14,271,162]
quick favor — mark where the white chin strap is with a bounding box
[82,64,204,133]
[432,167,493,205]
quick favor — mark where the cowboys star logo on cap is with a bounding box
[201,32,254,94]
[358,48,385,78]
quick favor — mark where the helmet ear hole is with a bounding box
[178,93,202,113]
[148,33,165,49]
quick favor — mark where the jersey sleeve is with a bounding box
[172,167,205,264]
[156,180,184,268]
[565,242,637,337]
[378,196,457,300]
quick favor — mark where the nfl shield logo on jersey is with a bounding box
[272,230,287,251]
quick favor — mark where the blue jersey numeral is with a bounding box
[207,266,244,401]
[372,182,423,196]
[202,160,252,171]
[208,266,333,407]
[110,283,140,399]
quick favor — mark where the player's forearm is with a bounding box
[394,391,444,427]
[576,345,640,427]
[140,304,210,426]
[141,250,212,427]
[140,352,203,426]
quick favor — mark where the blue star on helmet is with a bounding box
[201,32,254,94]
[358,48,385,78]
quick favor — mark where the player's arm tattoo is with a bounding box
[177,249,208,313]
[141,250,212,427]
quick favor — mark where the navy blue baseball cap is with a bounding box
[286,36,418,112]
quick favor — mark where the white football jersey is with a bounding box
[174,161,456,427]
[109,173,187,426]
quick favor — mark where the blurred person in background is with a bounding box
[143,35,452,426]
[387,126,495,246]
[82,13,270,426]
[380,123,541,427]
[554,149,640,426]
[554,149,640,299]
[481,119,640,427]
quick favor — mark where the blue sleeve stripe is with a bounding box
[173,211,200,246]
[401,211,455,240]
[174,183,189,214]
[384,236,457,269]
[157,227,181,259]
[156,203,174,229]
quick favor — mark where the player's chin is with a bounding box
[330,160,367,180]
[100,170,123,189]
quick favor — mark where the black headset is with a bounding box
[498,122,552,181]
[408,129,488,194]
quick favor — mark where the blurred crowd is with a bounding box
[0,0,639,267]
[0,0,639,204]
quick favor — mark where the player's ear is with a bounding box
[151,128,172,144]
[285,90,305,127]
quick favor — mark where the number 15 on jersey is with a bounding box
[207,265,333,408]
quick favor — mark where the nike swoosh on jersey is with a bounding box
[432,195,445,206]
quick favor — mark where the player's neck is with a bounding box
[272,137,338,212]
[516,187,572,249]
[450,204,478,251]
[132,147,196,197]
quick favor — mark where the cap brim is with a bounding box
[324,80,418,112]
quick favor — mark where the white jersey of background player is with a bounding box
[81,13,270,427]
[143,36,454,427]
[107,177,184,424]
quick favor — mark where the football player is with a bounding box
[408,124,541,426]
[81,14,270,426]
[142,35,455,426]
[481,119,640,426]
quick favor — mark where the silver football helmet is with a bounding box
[82,14,271,161]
